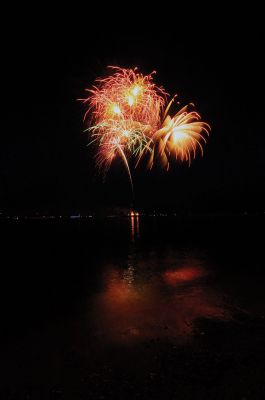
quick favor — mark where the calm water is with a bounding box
[0,216,264,398]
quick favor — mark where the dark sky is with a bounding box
[1,11,264,213]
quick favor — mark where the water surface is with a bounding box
[0,215,264,398]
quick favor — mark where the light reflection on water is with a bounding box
[130,211,140,242]
[92,215,231,344]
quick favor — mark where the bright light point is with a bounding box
[112,104,121,114]
[127,85,142,106]
[132,85,141,96]
[123,130,129,137]
[172,130,187,143]
[127,96,134,106]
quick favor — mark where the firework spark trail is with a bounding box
[79,66,211,194]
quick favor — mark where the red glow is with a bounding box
[92,265,230,344]
[164,266,207,285]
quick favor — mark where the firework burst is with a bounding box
[147,103,211,170]
[79,66,211,193]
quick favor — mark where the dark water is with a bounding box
[1,216,264,399]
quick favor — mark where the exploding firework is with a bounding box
[147,103,211,170]
[79,66,211,192]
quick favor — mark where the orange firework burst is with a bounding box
[79,66,211,192]
[147,103,211,170]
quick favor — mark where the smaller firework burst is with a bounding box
[147,103,211,170]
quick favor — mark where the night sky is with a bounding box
[1,12,264,214]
